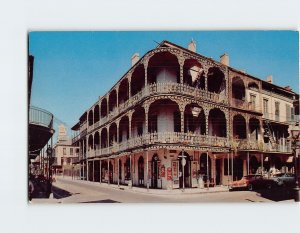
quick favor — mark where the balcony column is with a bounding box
[225,111,230,140]
[130,154,132,187]
[108,158,110,185]
[144,104,149,134]
[179,57,184,84]
[261,153,264,175]
[99,160,102,183]
[128,111,133,139]
[116,84,120,109]
[116,119,120,144]
[117,158,120,187]
[144,59,148,87]
[128,75,132,99]
[246,116,250,140]
[107,126,110,149]
[86,160,89,181]
[92,160,95,182]
[203,66,209,92]
[204,108,209,136]
[179,104,185,133]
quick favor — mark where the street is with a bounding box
[31,177,294,203]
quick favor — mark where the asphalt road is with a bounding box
[42,177,294,203]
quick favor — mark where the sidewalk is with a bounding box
[55,176,229,196]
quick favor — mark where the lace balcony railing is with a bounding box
[29,106,54,129]
[91,132,229,157]
[233,139,292,152]
[231,98,261,112]
[264,141,292,153]
[90,83,228,132]
[80,121,87,133]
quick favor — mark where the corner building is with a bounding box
[71,40,299,189]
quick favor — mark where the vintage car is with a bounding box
[269,173,295,187]
[229,174,275,191]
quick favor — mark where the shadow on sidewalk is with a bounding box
[52,185,73,199]
[80,199,120,203]
[255,187,294,202]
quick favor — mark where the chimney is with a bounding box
[266,75,273,84]
[131,53,140,66]
[220,53,229,66]
[188,40,196,52]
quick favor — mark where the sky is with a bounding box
[29,31,299,139]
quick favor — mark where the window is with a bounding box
[275,101,280,121]
[286,104,291,121]
[63,148,66,155]
[250,94,256,110]
[263,99,269,117]
[70,148,73,155]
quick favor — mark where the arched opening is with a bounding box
[183,59,205,89]
[108,90,117,113]
[184,103,205,134]
[233,115,247,139]
[100,128,108,148]
[147,52,180,84]
[151,154,160,188]
[208,108,227,137]
[109,123,117,146]
[199,153,211,184]
[88,110,93,126]
[88,134,93,150]
[94,105,99,124]
[119,116,129,142]
[131,106,145,137]
[131,64,145,96]
[250,156,259,174]
[138,156,144,186]
[207,67,225,94]
[178,151,192,188]
[94,131,100,150]
[249,118,260,141]
[100,98,108,118]
[248,82,259,90]
[232,76,245,100]
[118,78,129,105]
[148,99,181,133]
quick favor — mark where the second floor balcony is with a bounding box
[87,132,229,157]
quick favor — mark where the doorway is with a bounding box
[215,159,221,185]
[178,151,191,188]
[138,156,144,186]
[151,154,159,188]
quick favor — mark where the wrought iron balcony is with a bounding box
[29,106,53,129]
[92,132,229,157]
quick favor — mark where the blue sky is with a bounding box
[29,31,299,138]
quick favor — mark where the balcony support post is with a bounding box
[179,57,184,84]
[99,160,102,183]
[108,158,110,185]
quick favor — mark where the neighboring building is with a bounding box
[53,124,79,175]
[71,40,299,189]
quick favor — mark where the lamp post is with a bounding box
[46,145,53,196]
[291,129,300,202]
[178,149,186,192]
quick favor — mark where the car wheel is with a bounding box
[248,184,253,191]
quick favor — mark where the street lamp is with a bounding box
[291,128,300,202]
[46,145,53,196]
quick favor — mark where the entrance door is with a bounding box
[216,159,221,185]
[138,156,144,186]
[179,153,191,188]
[151,154,159,188]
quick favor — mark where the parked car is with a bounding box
[269,173,295,187]
[230,174,275,191]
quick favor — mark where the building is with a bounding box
[53,124,80,176]
[71,40,299,189]
[28,55,55,199]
